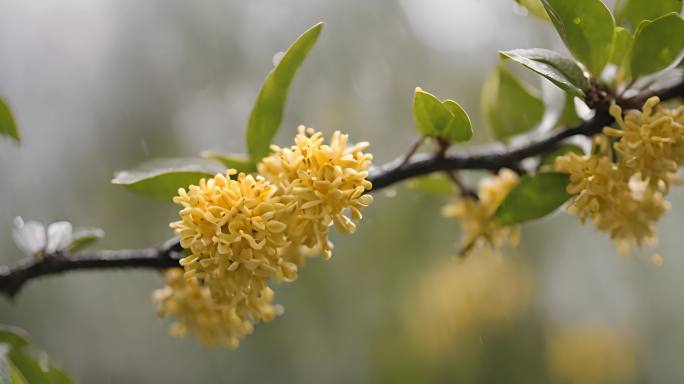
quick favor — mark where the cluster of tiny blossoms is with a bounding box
[442,169,521,255]
[555,97,684,254]
[154,126,373,348]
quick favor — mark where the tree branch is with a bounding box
[1,79,683,298]
[0,238,183,298]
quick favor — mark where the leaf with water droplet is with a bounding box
[514,0,550,21]
[541,0,615,76]
[247,23,323,162]
[630,13,684,79]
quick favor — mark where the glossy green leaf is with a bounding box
[0,327,29,350]
[200,151,256,173]
[494,172,571,225]
[610,27,633,66]
[541,0,615,75]
[68,227,105,252]
[246,22,323,162]
[630,13,684,79]
[615,0,682,31]
[407,174,455,195]
[500,48,589,96]
[481,65,545,140]
[112,158,225,200]
[539,144,584,167]
[515,0,550,21]
[0,99,19,143]
[412,88,453,137]
[442,100,473,142]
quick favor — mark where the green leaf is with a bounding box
[10,365,26,384]
[541,0,615,75]
[0,327,29,350]
[556,93,582,127]
[7,350,46,384]
[615,0,682,31]
[515,0,550,21]
[412,88,453,137]
[610,27,633,65]
[481,65,545,140]
[44,364,74,384]
[112,158,225,200]
[539,144,584,167]
[0,349,11,384]
[406,174,455,195]
[200,151,256,173]
[0,99,19,143]
[8,349,73,384]
[630,13,684,79]
[246,22,323,162]
[500,48,589,96]
[494,172,571,225]
[442,100,473,142]
[68,227,105,252]
[412,89,473,143]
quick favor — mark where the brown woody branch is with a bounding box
[1,79,683,298]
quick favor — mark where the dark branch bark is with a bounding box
[0,238,183,298]
[1,79,683,298]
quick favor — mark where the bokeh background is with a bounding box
[1,0,682,382]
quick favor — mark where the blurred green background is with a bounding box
[1,0,683,382]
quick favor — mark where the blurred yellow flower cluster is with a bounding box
[555,97,683,254]
[155,127,373,348]
[442,169,520,255]
[406,249,532,357]
[546,325,636,384]
[153,269,277,349]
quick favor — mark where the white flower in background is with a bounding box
[11,217,104,258]
[13,217,50,257]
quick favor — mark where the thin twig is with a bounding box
[445,170,478,200]
[397,136,425,168]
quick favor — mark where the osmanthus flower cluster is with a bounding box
[442,169,521,255]
[154,126,373,348]
[555,97,684,254]
[406,248,532,357]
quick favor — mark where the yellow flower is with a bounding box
[406,249,531,357]
[546,326,637,384]
[258,126,374,259]
[169,169,300,327]
[170,170,294,283]
[164,127,375,348]
[604,96,684,191]
[554,138,669,253]
[153,269,279,349]
[442,168,520,254]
